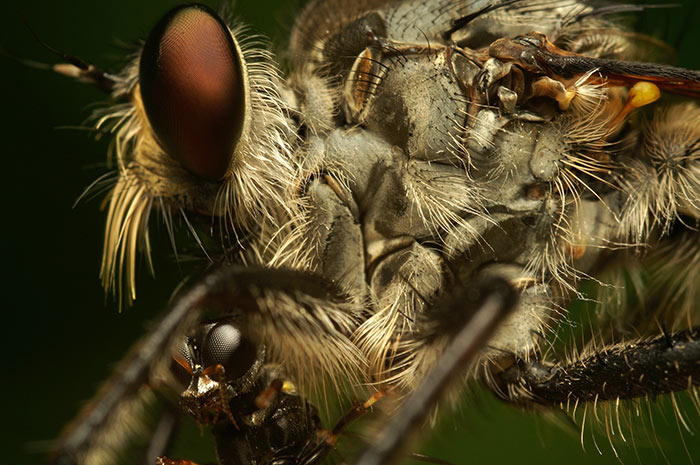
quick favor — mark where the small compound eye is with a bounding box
[139,4,245,181]
[171,337,195,386]
[202,322,258,382]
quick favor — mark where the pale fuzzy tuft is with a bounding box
[403,159,489,249]
[214,25,301,237]
[289,63,341,136]
[556,73,621,209]
[588,230,700,339]
[648,232,700,331]
[252,287,367,399]
[524,76,621,293]
[353,245,445,393]
[99,175,154,308]
[523,207,591,296]
[618,103,700,242]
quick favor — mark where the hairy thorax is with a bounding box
[288,10,622,388]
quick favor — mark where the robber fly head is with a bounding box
[172,318,264,425]
[93,4,301,307]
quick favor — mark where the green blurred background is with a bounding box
[1,1,698,464]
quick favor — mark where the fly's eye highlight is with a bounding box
[139,4,245,181]
[202,322,258,381]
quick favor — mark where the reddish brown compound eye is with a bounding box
[139,4,245,181]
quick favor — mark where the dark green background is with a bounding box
[2,1,698,464]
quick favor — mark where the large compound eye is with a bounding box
[202,322,258,382]
[139,4,245,181]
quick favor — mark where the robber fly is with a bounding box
[6,0,700,464]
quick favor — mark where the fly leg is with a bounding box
[496,329,700,406]
[353,278,518,465]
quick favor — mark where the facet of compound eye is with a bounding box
[139,4,245,181]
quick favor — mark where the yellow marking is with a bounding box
[556,89,576,111]
[628,82,661,109]
[282,380,296,393]
[610,82,661,129]
[363,389,388,408]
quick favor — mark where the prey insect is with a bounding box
[13,0,700,464]
[159,314,386,465]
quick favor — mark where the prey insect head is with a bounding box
[172,319,264,425]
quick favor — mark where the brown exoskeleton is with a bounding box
[9,1,700,464]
